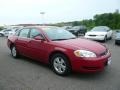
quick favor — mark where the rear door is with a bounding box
[15,28,31,56]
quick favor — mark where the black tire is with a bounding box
[109,36,112,40]
[115,41,119,45]
[50,53,71,76]
[0,33,4,37]
[11,45,19,58]
[83,32,86,36]
[103,36,107,42]
[77,32,79,37]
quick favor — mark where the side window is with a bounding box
[30,29,42,38]
[15,29,21,36]
[19,28,30,38]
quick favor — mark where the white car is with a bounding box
[84,26,113,42]
[0,29,6,37]
[0,29,12,37]
[8,29,18,37]
[8,27,23,37]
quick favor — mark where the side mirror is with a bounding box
[34,36,44,40]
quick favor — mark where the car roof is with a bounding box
[23,26,60,31]
[24,26,58,28]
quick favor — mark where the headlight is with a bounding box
[74,50,97,57]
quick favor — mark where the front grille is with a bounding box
[88,35,96,36]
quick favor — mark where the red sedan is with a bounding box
[7,26,111,76]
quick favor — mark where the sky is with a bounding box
[0,0,120,25]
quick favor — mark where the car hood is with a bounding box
[86,31,107,35]
[54,38,106,55]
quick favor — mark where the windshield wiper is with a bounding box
[68,37,77,39]
[52,39,69,41]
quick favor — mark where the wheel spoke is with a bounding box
[56,58,61,63]
[61,64,66,70]
[54,62,59,68]
[58,67,62,73]
[60,59,65,63]
[12,47,16,57]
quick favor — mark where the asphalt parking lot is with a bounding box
[0,37,120,90]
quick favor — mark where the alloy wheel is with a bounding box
[53,57,66,74]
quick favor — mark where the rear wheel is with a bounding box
[109,36,112,40]
[51,53,71,76]
[115,41,119,45]
[11,45,19,58]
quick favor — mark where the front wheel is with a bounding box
[11,46,19,58]
[103,36,107,42]
[51,54,71,76]
[0,33,4,37]
[109,36,112,40]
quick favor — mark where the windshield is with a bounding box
[91,26,108,32]
[43,27,76,41]
[116,32,120,37]
[72,26,80,29]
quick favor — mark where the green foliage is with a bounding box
[94,12,120,29]
[0,26,4,31]
[72,21,80,26]
[55,11,120,30]
[80,11,120,30]
[80,19,95,30]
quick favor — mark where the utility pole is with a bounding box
[40,12,45,26]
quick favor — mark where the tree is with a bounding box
[0,26,4,31]
[54,10,120,30]
[94,12,120,29]
[72,21,80,26]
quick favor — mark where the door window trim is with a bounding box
[29,28,46,40]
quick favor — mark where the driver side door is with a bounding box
[27,28,48,62]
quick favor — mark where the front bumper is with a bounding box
[70,52,111,73]
[85,35,105,41]
[115,39,120,44]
